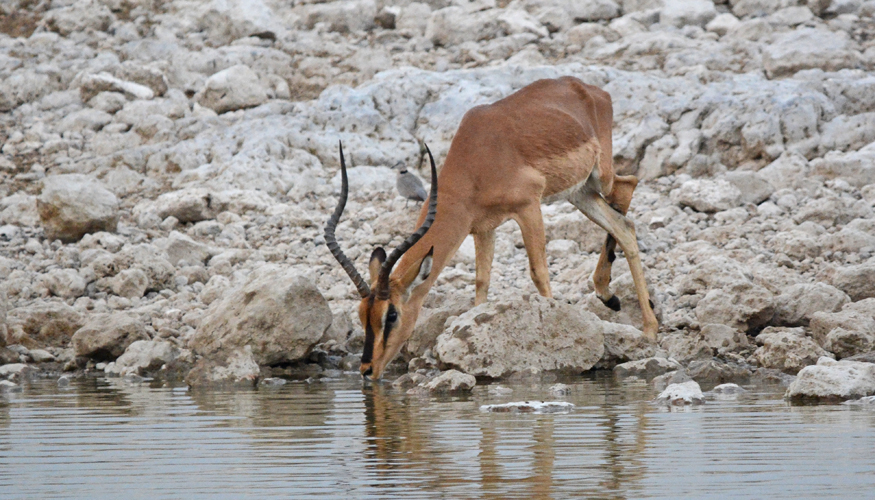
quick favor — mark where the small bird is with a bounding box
[396,163,428,207]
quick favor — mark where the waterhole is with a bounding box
[2,373,874,499]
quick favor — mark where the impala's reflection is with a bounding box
[360,376,651,497]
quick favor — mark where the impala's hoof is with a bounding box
[603,295,621,311]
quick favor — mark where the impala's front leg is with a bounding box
[515,203,552,299]
[474,230,495,305]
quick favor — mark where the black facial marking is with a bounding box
[361,295,376,364]
[604,295,621,312]
[362,320,374,364]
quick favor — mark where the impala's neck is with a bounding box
[390,191,472,339]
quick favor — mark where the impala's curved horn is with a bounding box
[377,144,438,300]
[325,141,371,298]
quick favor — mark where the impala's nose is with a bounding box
[362,367,373,379]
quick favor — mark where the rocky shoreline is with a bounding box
[2,0,875,402]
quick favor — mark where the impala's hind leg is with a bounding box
[474,230,495,305]
[591,175,638,310]
[570,182,658,340]
[514,203,552,299]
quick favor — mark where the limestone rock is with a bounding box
[685,359,752,388]
[109,268,150,299]
[695,283,775,333]
[185,346,261,387]
[190,267,332,366]
[79,73,154,102]
[829,262,875,301]
[660,331,712,363]
[114,244,176,292]
[660,0,717,28]
[810,299,875,346]
[405,300,469,359]
[72,314,149,362]
[154,231,213,267]
[598,322,658,368]
[812,146,875,187]
[722,171,774,206]
[671,179,742,213]
[7,302,84,347]
[427,7,502,46]
[300,0,377,33]
[195,65,270,114]
[655,380,705,405]
[700,324,750,355]
[763,27,860,78]
[823,328,875,360]
[772,282,850,327]
[434,295,604,378]
[143,188,215,224]
[37,175,119,243]
[786,357,875,402]
[753,327,832,374]
[36,268,87,300]
[480,401,575,413]
[614,357,683,379]
[416,369,476,393]
[44,0,114,35]
[105,340,185,377]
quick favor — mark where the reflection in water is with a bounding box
[1,374,875,499]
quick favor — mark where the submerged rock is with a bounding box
[185,346,261,388]
[655,380,706,405]
[480,401,575,414]
[413,369,476,393]
[614,357,683,379]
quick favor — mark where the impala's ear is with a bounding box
[405,247,433,296]
[369,247,386,284]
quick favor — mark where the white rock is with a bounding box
[786,357,875,401]
[753,327,833,374]
[105,340,184,377]
[660,0,717,28]
[418,369,476,392]
[427,7,502,46]
[189,266,332,366]
[435,295,605,378]
[655,380,705,405]
[763,27,860,78]
[37,175,119,243]
[706,12,740,35]
[670,179,742,213]
[481,401,575,413]
[195,65,270,114]
[44,0,114,35]
[80,73,154,101]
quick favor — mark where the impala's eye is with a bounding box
[386,308,398,324]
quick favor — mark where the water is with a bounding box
[2,373,874,499]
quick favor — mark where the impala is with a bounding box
[325,76,658,380]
